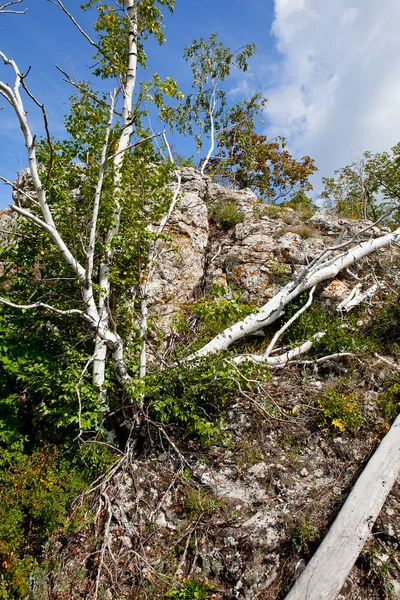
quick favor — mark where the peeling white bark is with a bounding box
[189,227,400,361]
[94,0,138,390]
[200,80,217,175]
[232,332,325,367]
[337,283,380,312]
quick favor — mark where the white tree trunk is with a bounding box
[285,413,400,600]
[189,227,400,361]
[94,0,138,390]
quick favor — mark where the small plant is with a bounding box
[378,374,400,421]
[317,387,362,432]
[234,440,264,469]
[147,356,236,443]
[254,202,283,219]
[268,260,292,282]
[361,543,398,598]
[286,512,321,553]
[211,201,244,229]
[166,579,214,599]
[0,447,91,599]
[181,487,224,520]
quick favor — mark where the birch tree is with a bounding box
[2,1,400,437]
[0,0,181,424]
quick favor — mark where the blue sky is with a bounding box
[2,0,400,207]
[0,0,276,206]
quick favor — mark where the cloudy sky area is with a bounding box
[265,0,400,189]
[0,0,399,206]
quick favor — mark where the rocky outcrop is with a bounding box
[149,168,394,335]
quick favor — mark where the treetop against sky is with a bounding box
[1,0,400,207]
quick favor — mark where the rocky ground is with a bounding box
[29,355,400,599]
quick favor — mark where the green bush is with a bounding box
[147,357,237,443]
[0,442,117,600]
[211,201,244,229]
[317,387,362,432]
[378,373,400,421]
[0,448,86,599]
[286,512,321,553]
[166,579,214,599]
[364,293,400,352]
[283,300,375,356]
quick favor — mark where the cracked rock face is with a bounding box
[149,169,391,335]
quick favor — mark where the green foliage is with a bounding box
[160,33,256,155]
[361,543,398,598]
[177,287,256,341]
[285,512,321,553]
[364,292,400,353]
[0,447,88,599]
[253,202,284,219]
[378,373,400,421]
[81,0,176,79]
[0,307,101,437]
[317,386,362,432]
[206,95,317,202]
[210,201,244,229]
[281,190,317,218]
[180,487,224,520]
[284,300,375,356]
[268,260,292,283]
[321,143,400,221]
[146,357,237,442]
[166,579,214,600]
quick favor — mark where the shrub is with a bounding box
[180,487,224,520]
[0,448,86,599]
[0,443,117,599]
[147,357,237,443]
[317,387,362,432]
[211,201,244,229]
[283,299,375,356]
[166,579,214,599]
[285,512,321,553]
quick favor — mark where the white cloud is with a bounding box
[265,0,400,193]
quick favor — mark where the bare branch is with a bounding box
[0,0,26,14]
[264,285,316,358]
[47,0,99,48]
[337,282,380,312]
[0,295,90,320]
[0,175,39,205]
[232,332,325,367]
[10,204,56,232]
[55,64,123,117]
[105,131,161,163]
[18,73,54,181]
[300,352,357,365]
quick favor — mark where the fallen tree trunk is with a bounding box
[284,413,400,600]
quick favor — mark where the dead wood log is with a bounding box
[285,413,400,600]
